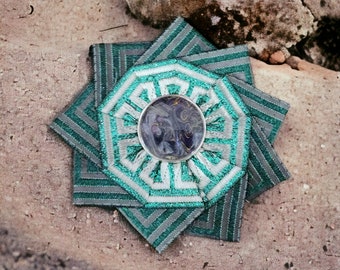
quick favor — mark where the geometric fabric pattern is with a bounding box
[119,206,203,253]
[90,42,153,107]
[186,174,248,241]
[50,17,290,252]
[97,59,251,209]
[72,150,141,207]
[50,81,101,165]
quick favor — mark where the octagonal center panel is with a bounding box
[98,59,251,208]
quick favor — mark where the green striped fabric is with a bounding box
[119,207,204,253]
[51,44,152,207]
[50,17,290,251]
[186,175,248,241]
[100,18,215,251]
[50,81,101,165]
[228,76,289,144]
[90,42,152,106]
[182,45,253,85]
[73,150,141,207]
[246,121,290,200]
[179,48,289,239]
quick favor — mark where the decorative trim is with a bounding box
[50,17,290,253]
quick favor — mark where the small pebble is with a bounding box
[326,224,335,230]
[12,250,21,258]
[269,50,286,64]
[113,210,119,223]
[286,56,301,70]
[303,184,310,190]
[211,16,221,26]
[67,213,77,219]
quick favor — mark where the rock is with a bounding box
[289,17,340,71]
[286,56,301,70]
[12,250,21,259]
[125,0,340,70]
[269,51,286,64]
[126,0,316,66]
[189,1,315,57]
[302,0,340,20]
[125,0,205,27]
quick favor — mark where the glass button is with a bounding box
[138,95,205,162]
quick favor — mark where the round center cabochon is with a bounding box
[138,95,205,162]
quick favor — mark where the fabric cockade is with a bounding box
[50,17,290,253]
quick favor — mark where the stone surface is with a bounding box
[190,0,315,60]
[1,0,340,269]
[303,0,340,19]
[126,0,315,59]
[290,17,340,71]
[126,0,205,27]
[126,0,340,70]
[0,228,92,270]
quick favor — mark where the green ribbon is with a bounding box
[50,17,290,252]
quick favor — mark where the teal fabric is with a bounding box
[50,17,290,252]
[96,58,251,209]
[73,150,141,207]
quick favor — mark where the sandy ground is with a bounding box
[1,1,339,269]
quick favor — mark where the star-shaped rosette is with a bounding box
[50,17,290,253]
